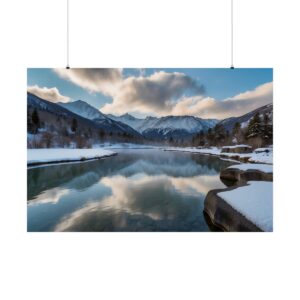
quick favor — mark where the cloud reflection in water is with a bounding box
[28,149,233,231]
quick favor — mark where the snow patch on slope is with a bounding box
[59,100,107,120]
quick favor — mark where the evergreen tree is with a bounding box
[213,124,226,145]
[233,122,241,136]
[31,108,40,133]
[198,130,205,146]
[88,128,92,137]
[27,111,34,133]
[262,112,272,143]
[191,135,196,146]
[263,112,270,125]
[232,122,242,144]
[246,112,263,139]
[226,130,230,139]
[99,129,105,140]
[207,128,214,145]
[71,118,78,133]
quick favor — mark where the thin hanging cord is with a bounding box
[230,0,234,69]
[66,0,70,69]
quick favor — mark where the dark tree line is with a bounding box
[27,108,40,134]
[188,112,272,148]
[27,108,140,148]
[28,107,272,149]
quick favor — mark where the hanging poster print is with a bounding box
[27,68,273,232]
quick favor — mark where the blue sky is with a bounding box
[27,68,273,119]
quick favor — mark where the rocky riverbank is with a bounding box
[204,164,273,232]
[220,163,273,185]
[204,186,264,232]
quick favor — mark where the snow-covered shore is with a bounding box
[169,145,274,231]
[164,146,273,164]
[227,163,273,173]
[96,143,159,150]
[27,148,116,166]
[203,152,273,231]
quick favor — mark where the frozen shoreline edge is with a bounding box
[164,147,273,165]
[27,152,117,167]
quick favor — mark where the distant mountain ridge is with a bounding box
[60,100,107,121]
[59,100,218,141]
[28,92,273,142]
[27,93,142,138]
[108,113,218,140]
[58,100,141,137]
[218,103,273,131]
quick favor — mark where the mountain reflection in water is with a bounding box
[27,149,233,232]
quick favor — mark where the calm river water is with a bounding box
[27,149,232,232]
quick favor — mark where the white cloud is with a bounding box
[171,82,273,119]
[51,68,273,119]
[101,71,204,115]
[54,68,123,96]
[27,85,70,103]
[101,73,272,119]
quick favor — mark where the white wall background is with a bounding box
[0,0,299,299]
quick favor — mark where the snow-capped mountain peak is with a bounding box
[108,113,218,140]
[120,113,136,120]
[59,100,107,121]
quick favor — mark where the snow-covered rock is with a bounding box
[218,181,273,231]
[220,163,273,183]
[227,163,273,173]
[221,144,252,154]
[204,181,273,232]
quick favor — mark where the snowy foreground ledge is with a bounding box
[218,181,273,232]
[27,148,116,166]
[204,181,273,232]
